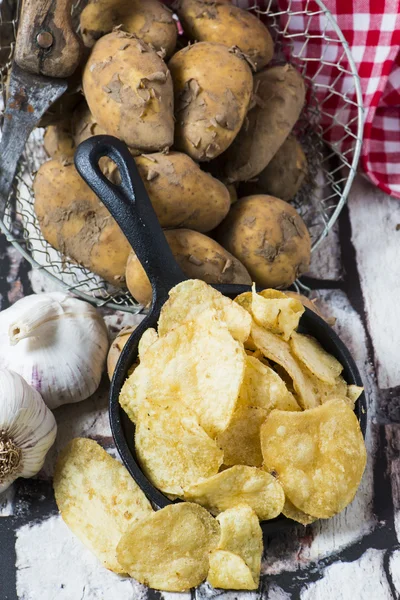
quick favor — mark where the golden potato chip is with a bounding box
[216,504,262,586]
[53,438,153,574]
[252,287,304,340]
[244,355,300,412]
[117,503,220,592]
[136,401,223,495]
[251,323,320,409]
[158,279,252,343]
[261,399,367,518]
[290,332,343,384]
[207,550,257,590]
[282,498,316,525]
[217,405,267,467]
[184,465,285,520]
[347,384,364,405]
[259,289,290,300]
[234,291,253,312]
[121,316,246,435]
[138,327,158,361]
[217,356,299,468]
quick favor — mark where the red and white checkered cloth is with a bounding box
[167,0,400,198]
[273,0,400,198]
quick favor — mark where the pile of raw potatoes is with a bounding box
[54,279,367,592]
[34,0,311,305]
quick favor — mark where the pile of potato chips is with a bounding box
[54,280,367,592]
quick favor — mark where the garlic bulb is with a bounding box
[0,369,57,493]
[0,293,109,409]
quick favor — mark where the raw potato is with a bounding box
[215,195,311,288]
[34,160,131,285]
[184,465,285,520]
[135,152,231,231]
[158,279,252,344]
[169,42,253,161]
[117,503,220,591]
[224,65,306,182]
[241,135,308,201]
[83,31,174,152]
[53,438,153,573]
[125,228,252,306]
[176,0,273,71]
[43,122,75,160]
[135,400,223,495]
[261,399,367,518]
[80,0,177,56]
[107,326,136,379]
[120,315,246,435]
[72,102,107,147]
[227,183,238,204]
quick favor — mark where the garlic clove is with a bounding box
[0,293,109,409]
[0,369,57,493]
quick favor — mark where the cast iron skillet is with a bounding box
[75,135,367,533]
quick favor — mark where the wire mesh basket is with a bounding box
[0,0,363,312]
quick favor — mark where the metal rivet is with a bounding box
[36,31,54,49]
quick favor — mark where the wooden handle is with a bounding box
[14,0,82,78]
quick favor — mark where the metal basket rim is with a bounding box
[0,0,364,311]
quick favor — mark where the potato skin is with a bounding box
[215,195,311,288]
[83,31,174,152]
[44,122,76,160]
[80,0,177,56]
[34,160,131,286]
[126,228,252,305]
[240,135,308,201]
[135,152,230,231]
[169,42,253,161]
[72,101,107,147]
[175,0,273,71]
[224,64,306,183]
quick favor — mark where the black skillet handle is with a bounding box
[74,135,187,309]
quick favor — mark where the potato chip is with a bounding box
[347,384,364,405]
[53,438,153,573]
[217,405,267,467]
[120,316,246,435]
[244,355,300,412]
[261,399,367,518]
[250,323,320,409]
[184,465,285,520]
[236,288,304,341]
[290,332,343,384]
[234,291,253,312]
[317,374,348,399]
[207,550,257,590]
[136,401,223,495]
[216,504,262,586]
[138,327,158,361]
[158,279,252,343]
[252,287,304,340]
[117,503,220,592]
[282,498,316,525]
